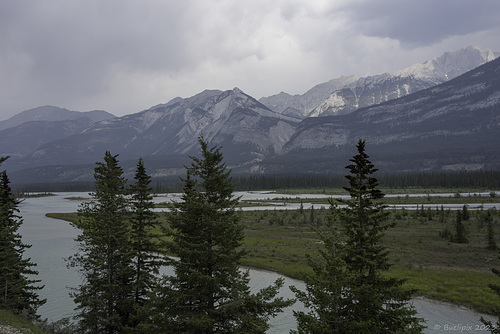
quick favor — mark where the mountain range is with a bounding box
[0,107,115,161]
[1,46,499,184]
[260,46,498,118]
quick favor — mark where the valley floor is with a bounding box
[47,190,500,316]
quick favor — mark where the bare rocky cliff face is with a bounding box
[260,46,497,118]
[258,75,359,118]
[6,88,300,175]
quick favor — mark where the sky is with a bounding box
[1,0,500,120]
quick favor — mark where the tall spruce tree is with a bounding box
[481,256,500,333]
[292,140,424,333]
[290,198,350,334]
[149,136,292,333]
[128,158,165,327]
[485,209,497,250]
[68,152,133,333]
[454,211,469,244]
[0,157,45,317]
[339,139,423,332]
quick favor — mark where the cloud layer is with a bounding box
[1,0,499,119]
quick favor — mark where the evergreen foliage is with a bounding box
[149,136,293,333]
[68,152,134,333]
[290,199,350,334]
[486,209,498,250]
[462,205,470,221]
[9,170,500,194]
[454,211,469,244]
[309,205,315,225]
[481,257,500,333]
[0,157,45,317]
[128,158,165,328]
[291,140,424,333]
[232,170,500,191]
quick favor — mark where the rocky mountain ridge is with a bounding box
[0,106,115,161]
[1,46,499,183]
[272,55,500,173]
[7,88,299,174]
[0,105,114,131]
[258,75,359,118]
[261,46,498,118]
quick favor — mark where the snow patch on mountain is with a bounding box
[395,46,497,80]
[308,92,348,117]
[262,46,497,119]
[259,75,358,118]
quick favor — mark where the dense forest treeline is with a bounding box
[11,170,500,194]
[234,171,500,191]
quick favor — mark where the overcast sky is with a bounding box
[1,0,499,120]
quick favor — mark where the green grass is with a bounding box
[240,194,499,206]
[0,309,45,333]
[268,187,497,195]
[45,212,79,222]
[387,268,500,314]
[236,207,500,315]
[46,200,500,315]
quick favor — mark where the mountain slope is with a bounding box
[0,105,115,131]
[12,88,299,174]
[259,75,359,118]
[272,56,500,172]
[261,46,497,118]
[0,118,109,159]
[0,106,116,162]
[5,47,500,183]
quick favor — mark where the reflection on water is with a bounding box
[18,193,497,333]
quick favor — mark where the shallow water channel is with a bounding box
[18,192,498,333]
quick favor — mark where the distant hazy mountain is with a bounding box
[0,105,115,131]
[0,106,115,164]
[0,118,108,159]
[260,46,497,118]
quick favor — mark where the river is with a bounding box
[17,192,498,333]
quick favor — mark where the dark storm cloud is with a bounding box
[0,0,499,119]
[0,1,191,94]
[339,0,500,46]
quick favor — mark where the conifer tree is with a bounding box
[150,136,292,333]
[485,209,497,250]
[481,257,500,333]
[128,158,165,327]
[68,152,133,333]
[439,205,445,223]
[290,199,349,334]
[454,211,469,244]
[462,204,470,221]
[309,205,315,225]
[0,158,45,317]
[292,140,424,333]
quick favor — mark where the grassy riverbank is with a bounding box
[46,197,500,315]
[0,309,44,334]
[237,208,500,315]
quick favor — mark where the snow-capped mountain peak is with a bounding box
[303,46,498,117]
[395,46,498,80]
